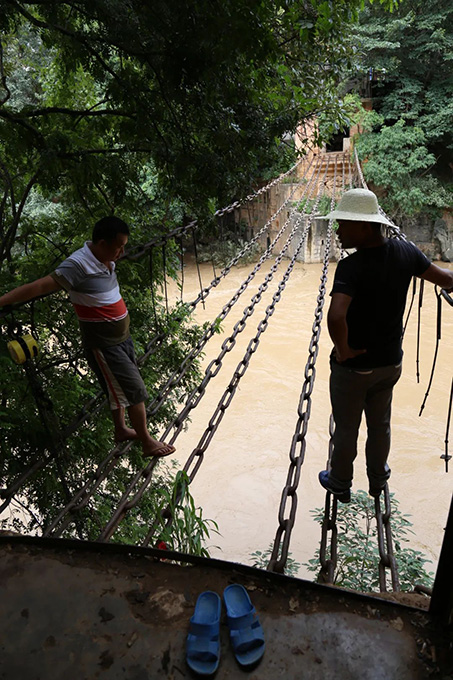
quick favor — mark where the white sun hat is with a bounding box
[316,188,393,226]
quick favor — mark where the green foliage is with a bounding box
[305,490,434,592]
[352,1,453,219]
[151,471,220,558]
[250,543,301,578]
[296,193,333,216]
[197,235,261,268]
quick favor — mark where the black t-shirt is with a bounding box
[330,239,431,368]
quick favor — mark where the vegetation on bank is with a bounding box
[305,490,433,592]
[352,1,453,223]
[251,491,433,593]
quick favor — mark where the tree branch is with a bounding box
[0,40,11,106]
[20,106,135,118]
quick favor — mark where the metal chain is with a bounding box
[4,159,313,521]
[317,414,338,583]
[267,158,337,573]
[123,156,305,262]
[354,148,406,241]
[146,157,322,419]
[142,173,331,548]
[186,156,316,311]
[95,162,329,544]
[375,485,400,591]
[43,160,325,538]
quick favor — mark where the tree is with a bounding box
[352,1,453,220]
[305,490,434,592]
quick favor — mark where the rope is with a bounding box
[442,379,453,472]
[419,288,442,416]
[402,277,417,339]
[416,279,424,384]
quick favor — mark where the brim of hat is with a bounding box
[315,210,394,227]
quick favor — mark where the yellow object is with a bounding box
[7,334,39,365]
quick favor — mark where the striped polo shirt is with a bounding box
[52,242,130,349]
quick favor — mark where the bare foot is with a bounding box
[142,440,176,458]
[114,427,139,443]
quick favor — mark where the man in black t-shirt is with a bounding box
[317,189,453,502]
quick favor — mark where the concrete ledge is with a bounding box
[0,537,450,679]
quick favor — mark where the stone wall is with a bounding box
[400,212,453,262]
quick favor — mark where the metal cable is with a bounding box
[94,163,330,544]
[375,485,400,592]
[43,161,325,538]
[267,157,337,574]
[142,174,331,549]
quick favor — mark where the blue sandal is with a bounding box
[223,584,265,667]
[186,591,221,676]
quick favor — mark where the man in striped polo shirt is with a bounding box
[0,216,175,458]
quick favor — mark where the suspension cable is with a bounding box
[141,172,332,549]
[267,157,338,574]
[3,159,318,523]
[42,161,325,538]
[94,162,331,544]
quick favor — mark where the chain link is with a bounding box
[11,160,312,531]
[94,161,329,543]
[142,166,331,547]
[124,156,305,261]
[354,148,406,241]
[375,485,400,591]
[317,414,337,582]
[266,159,338,573]
[186,156,315,310]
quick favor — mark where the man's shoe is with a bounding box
[318,470,351,503]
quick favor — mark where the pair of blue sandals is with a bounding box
[186,584,265,676]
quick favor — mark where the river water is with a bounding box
[167,254,453,580]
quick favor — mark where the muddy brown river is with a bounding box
[167,254,453,581]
